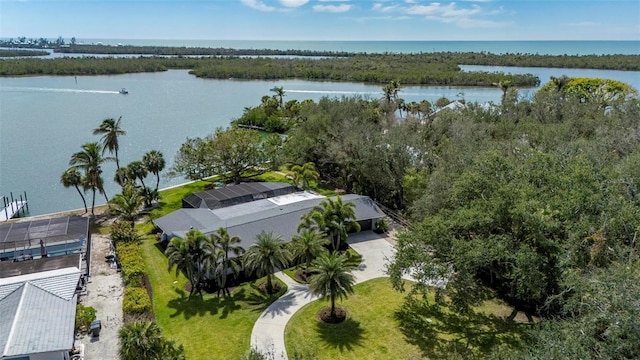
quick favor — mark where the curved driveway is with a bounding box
[250,231,401,360]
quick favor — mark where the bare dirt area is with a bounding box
[77,230,124,360]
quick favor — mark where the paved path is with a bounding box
[250,231,404,359]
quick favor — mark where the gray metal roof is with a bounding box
[0,267,79,357]
[0,216,89,254]
[155,192,384,251]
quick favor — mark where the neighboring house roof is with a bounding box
[155,192,385,252]
[182,182,298,209]
[0,253,81,279]
[0,267,80,358]
[0,216,89,260]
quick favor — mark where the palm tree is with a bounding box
[166,229,216,296]
[244,231,290,294]
[119,321,185,360]
[492,79,514,104]
[142,150,165,192]
[308,252,356,320]
[60,167,87,214]
[210,227,245,296]
[114,166,134,188]
[127,160,148,189]
[93,116,126,169]
[69,142,112,215]
[290,228,329,269]
[166,237,197,295]
[290,162,319,190]
[109,183,143,227]
[272,86,285,109]
[299,196,360,252]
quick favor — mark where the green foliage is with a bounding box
[307,252,356,319]
[123,287,153,320]
[244,231,291,293]
[538,76,638,108]
[374,219,389,233]
[75,304,97,333]
[110,221,142,244]
[116,242,146,286]
[170,127,265,184]
[119,320,185,360]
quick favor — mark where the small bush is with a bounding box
[116,242,146,286]
[110,221,141,244]
[123,287,152,321]
[75,304,97,333]
[375,219,389,233]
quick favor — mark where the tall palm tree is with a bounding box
[290,228,329,269]
[109,183,144,227]
[166,229,216,296]
[210,227,245,296]
[119,321,185,360]
[166,237,197,295]
[299,196,360,252]
[244,231,290,294]
[93,116,126,169]
[492,79,514,104]
[308,252,355,320]
[127,160,148,189]
[142,150,165,192]
[60,167,87,214]
[272,86,285,109]
[290,162,319,190]
[69,142,112,215]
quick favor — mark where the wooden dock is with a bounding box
[1,192,29,221]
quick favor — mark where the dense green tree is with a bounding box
[60,167,87,214]
[93,116,126,169]
[69,142,112,215]
[170,127,264,184]
[119,321,185,360]
[307,252,356,320]
[142,150,165,191]
[244,231,290,294]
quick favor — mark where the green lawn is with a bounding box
[139,234,287,360]
[285,278,527,360]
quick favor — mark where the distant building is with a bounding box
[155,185,385,252]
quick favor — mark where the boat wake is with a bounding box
[2,86,120,94]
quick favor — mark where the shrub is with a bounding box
[123,287,152,321]
[116,242,146,286]
[75,304,97,333]
[375,219,389,233]
[110,221,141,244]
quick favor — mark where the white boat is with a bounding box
[119,88,129,94]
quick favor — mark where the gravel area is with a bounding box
[77,231,123,360]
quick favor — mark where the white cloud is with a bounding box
[313,4,352,12]
[241,0,275,12]
[373,3,399,12]
[372,1,508,28]
[278,0,309,7]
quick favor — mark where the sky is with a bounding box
[1,0,639,41]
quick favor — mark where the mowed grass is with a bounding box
[285,278,528,360]
[285,278,423,360]
[139,233,287,360]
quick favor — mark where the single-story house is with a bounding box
[154,190,385,252]
[0,266,81,360]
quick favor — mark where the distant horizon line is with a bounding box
[2,37,639,42]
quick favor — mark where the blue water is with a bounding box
[64,39,640,56]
